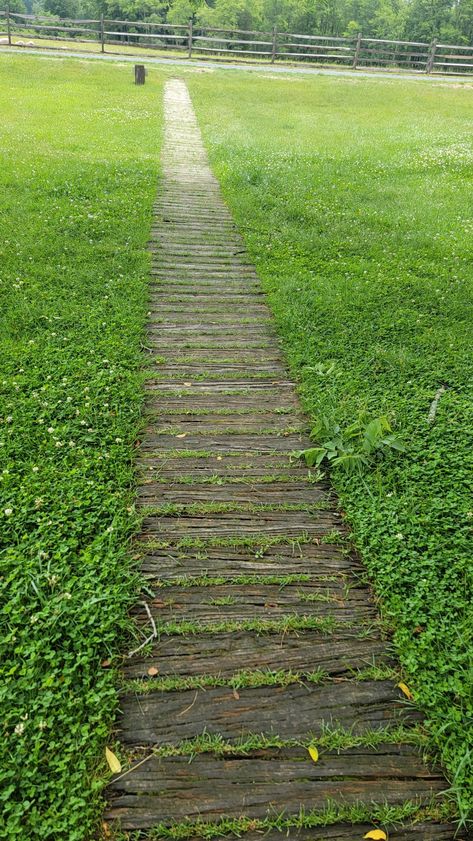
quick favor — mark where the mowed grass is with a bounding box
[188,72,473,822]
[0,55,163,839]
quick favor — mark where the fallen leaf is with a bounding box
[101,659,111,668]
[398,681,414,700]
[216,456,222,461]
[308,745,319,763]
[102,821,111,838]
[363,831,387,840]
[233,688,240,700]
[147,666,159,676]
[176,433,187,439]
[183,382,193,386]
[105,747,122,774]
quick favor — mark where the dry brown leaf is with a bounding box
[176,433,187,438]
[147,666,159,676]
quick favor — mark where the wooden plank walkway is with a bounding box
[106,79,452,839]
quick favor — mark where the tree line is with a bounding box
[11,0,473,45]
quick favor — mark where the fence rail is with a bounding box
[1,10,473,74]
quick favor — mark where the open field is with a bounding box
[0,55,163,838]
[187,70,473,823]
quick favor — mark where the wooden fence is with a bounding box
[1,10,473,74]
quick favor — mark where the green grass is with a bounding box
[148,723,429,758]
[187,70,473,823]
[0,55,164,839]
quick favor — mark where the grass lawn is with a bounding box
[0,55,163,839]
[187,70,473,824]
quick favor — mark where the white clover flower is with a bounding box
[14,723,25,736]
[32,466,39,473]
[6,416,13,423]
[4,509,13,516]
[38,720,47,731]
[47,427,54,434]
[396,533,404,540]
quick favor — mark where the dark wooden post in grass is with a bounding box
[352,32,362,68]
[135,64,145,84]
[271,26,277,63]
[100,14,105,53]
[6,2,11,46]
[426,39,437,73]
[188,18,193,59]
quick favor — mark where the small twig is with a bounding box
[177,690,198,717]
[110,752,154,783]
[428,384,447,425]
[126,602,157,658]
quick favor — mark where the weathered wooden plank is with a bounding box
[144,415,302,434]
[136,454,305,474]
[138,543,358,578]
[118,680,416,744]
[106,747,444,827]
[139,433,309,452]
[122,630,388,679]
[137,482,327,503]
[141,510,342,538]
[132,582,374,624]
[146,381,297,392]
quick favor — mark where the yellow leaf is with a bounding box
[398,681,414,700]
[363,831,387,840]
[176,433,187,439]
[105,747,122,774]
[308,745,319,763]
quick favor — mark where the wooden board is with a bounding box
[123,629,391,679]
[106,747,445,827]
[118,680,419,744]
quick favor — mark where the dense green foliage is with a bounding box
[0,56,162,839]
[20,0,473,46]
[188,70,473,824]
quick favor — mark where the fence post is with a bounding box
[188,18,193,58]
[426,39,437,73]
[100,14,105,53]
[6,2,11,45]
[271,26,277,63]
[352,31,362,68]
